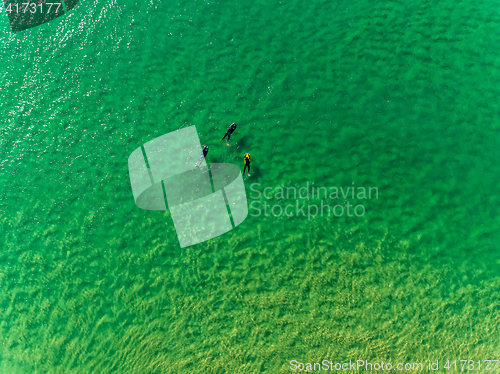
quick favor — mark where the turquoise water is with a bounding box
[1,0,500,372]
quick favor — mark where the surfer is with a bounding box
[243,153,251,176]
[220,122,237,146]
[196,145,209,168]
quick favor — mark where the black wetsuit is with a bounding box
[222,123,237,142]
[196,146,209,167]
[243,154,251,174]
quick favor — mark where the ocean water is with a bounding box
[1,0,500,372]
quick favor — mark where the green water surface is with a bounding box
[1,0,500,372]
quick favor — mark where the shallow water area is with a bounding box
[1,0,500,372]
